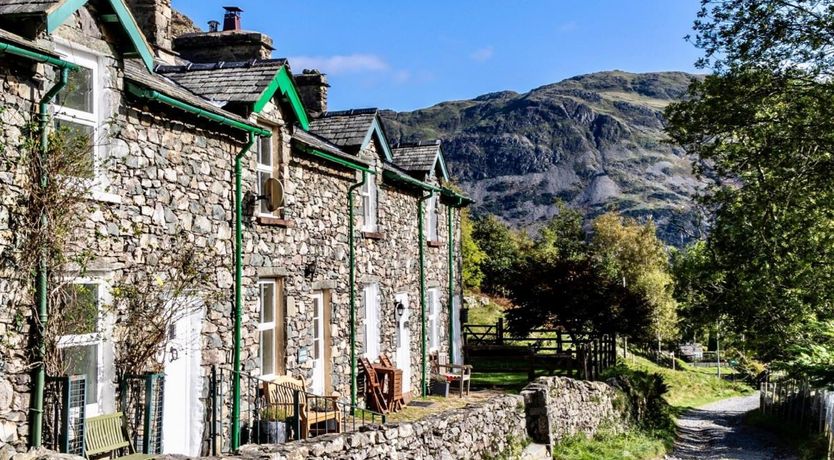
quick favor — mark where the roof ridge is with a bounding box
[320,108,378,118]
[393,139,442,149]
[156,58,287,73]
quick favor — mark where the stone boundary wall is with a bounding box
[521,376,631,448]
[236,394,526,460]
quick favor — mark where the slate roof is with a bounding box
[292,128,370,167]
[155,59,287,104]
[308,109,379,149]
[392,140,441,173]
[0,0,59,16]
[123,59,253,126]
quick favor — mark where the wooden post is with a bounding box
[497,318,504,346]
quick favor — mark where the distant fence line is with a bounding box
[760,380,834,459]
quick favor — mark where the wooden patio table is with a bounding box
[372,364,404,412]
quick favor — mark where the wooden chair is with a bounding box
[378,353,395,368]
[359,357,388,413]
[84,412,152,459]
[262,375,342,439]
[431,352,473,397]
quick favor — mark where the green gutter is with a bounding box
[297,145,374,174]
[126,83,270,137]
[383,168,441,193]
[1,39,80,449]
[418,192,432,398]
[128,82,269,451]
[348,174,367,408]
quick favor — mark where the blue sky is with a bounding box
[172,1,703,112]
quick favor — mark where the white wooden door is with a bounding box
[162,299,203,456]
[310,293,325,395]
[395,293,411,393]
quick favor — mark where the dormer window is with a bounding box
[361,173,378,232]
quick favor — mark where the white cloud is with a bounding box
[288,54,389,75]
[470,46,494,62]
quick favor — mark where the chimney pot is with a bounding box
[208,20,220,32]
[223,6,243,31]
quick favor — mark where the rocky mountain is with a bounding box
[381,71,705,246]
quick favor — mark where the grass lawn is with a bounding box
[553,430,669,460]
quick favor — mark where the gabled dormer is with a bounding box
[308,108,394,164]
[391,139,450,184]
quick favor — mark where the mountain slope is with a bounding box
[381,70,704,245]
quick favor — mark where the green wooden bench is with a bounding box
[84,412,153,459]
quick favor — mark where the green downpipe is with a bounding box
[446,204,455,365]
[1,42,82,448]
[231,132,256,451]
[418,192,432,398]
[348,173,367,408]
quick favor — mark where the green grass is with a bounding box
[466,297,507,325]
[618,353,753,409]
[553,430,669,460]
[744,410,827,460]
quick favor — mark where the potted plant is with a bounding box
[256,406,289,444]
[430,374,451,397]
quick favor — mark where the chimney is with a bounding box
[294,69,329,116]
[172,6,274,63]
[127,0,173,51]
[222,6,242,31]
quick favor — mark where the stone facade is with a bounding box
[0,1,466,455]
[521,376,631,449]
[237,394,526,460]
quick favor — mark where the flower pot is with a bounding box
[430,380,449,397]
[256,419,288,444]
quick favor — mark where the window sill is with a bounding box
[427,240,443,248]
[258,216,294,228]
[362,231,385,240]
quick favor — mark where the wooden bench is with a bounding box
[262,375,342,439]
[84,412,153,459]
[431,352,473,397]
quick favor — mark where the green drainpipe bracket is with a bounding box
[418,191,433,398]
[348,173,368,408]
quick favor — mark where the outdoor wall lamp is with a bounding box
[395,301,406,321]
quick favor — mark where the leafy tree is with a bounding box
[460,209,486,291]
[470,214,525,295]
[666,0,834,379]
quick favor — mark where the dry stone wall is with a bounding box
[237,394,526,460]
[521,376,631,448]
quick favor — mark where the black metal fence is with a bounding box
[208,367,386,454]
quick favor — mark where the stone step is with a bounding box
[520,442,550,460]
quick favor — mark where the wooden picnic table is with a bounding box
[372,364,404,412]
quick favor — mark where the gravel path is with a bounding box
[667,393,797,460]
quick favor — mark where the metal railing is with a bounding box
[119,373,165,455]
[208,367,386,453]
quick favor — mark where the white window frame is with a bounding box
[428,288,440,352]
[256,135,274,217]
[363,283,380,359]
[258,280,277,379]
[426,195,439,241]
[52,44,110,192]
[361,172,378,232]
[56,277,113,416]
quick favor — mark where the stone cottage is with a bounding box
[0,0,469,456]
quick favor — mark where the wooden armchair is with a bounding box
[359,357,388,413]
[262,375,342,439]
[430,352,473,397]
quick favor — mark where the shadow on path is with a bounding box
[667,394,797,460]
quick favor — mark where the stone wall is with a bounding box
[237,394,526,460]
[521,376,631,448]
